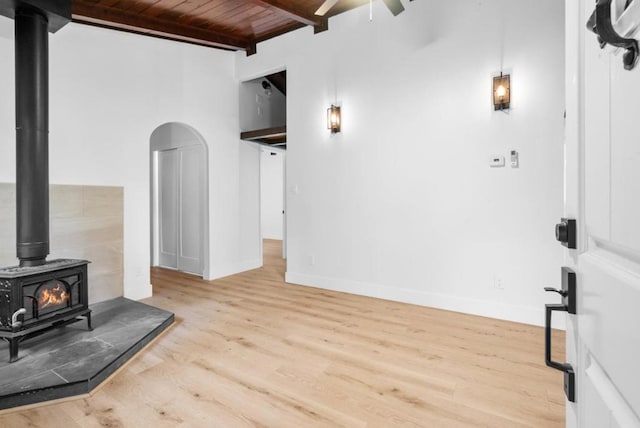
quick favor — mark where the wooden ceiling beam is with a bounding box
[246,0,327,29]
[72,3,252,52]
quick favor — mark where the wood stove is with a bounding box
[0,1,92,362]
[0,260,91,362]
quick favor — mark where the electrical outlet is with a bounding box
[494,275,504,290]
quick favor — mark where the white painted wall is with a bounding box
[239,78,286,132]
[236,0,565,326]
[238,142,262,271]
[261,148,285,240]
[0,18,258,299]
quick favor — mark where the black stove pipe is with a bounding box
[15,7,50,267]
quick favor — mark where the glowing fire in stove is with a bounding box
[39,283,69,309]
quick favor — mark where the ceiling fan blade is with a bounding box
[315,0,340,16]
[381,0,405,16]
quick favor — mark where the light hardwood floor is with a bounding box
[0,239,565,427]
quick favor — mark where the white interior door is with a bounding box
[565,0,640,426]
[177,145,203,274]
[157,146,203,275]
[158,149,178,269]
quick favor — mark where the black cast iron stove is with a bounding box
[0,1,92,362]
[0,260,91,362]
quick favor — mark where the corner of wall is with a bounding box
[209,259,263,281]
[124,281,153,301]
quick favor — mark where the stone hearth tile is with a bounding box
[52,345,123,383]
[0,297,173,410]
[0,339,112,390]
[0,370,64,395]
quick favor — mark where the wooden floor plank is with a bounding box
[0,239,565,427]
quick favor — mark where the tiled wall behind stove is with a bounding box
[0,183,124,303]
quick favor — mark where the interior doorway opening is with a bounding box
[260,147,286,260]
[239,70,287,266]
[149,122,209,278]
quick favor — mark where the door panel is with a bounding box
[585,357,640,428]
[579,247,640,416]
[565,0,640,425]
[583,368,613,428]
[177,145,202,274]
[610,66,640,251]
[157,145,204,275]
[583,42,610,240]
[158,149,178,269]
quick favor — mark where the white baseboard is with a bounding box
[285,271,563,329]
[208,259,262,280]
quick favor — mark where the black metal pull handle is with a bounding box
[545,304,572,371]
[543,267,577,402]
[586,0,639,70]
[545,303,576,402]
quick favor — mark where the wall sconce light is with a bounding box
[493,73,510,111]
[327,104,341,133]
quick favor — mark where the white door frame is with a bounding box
[239,68,288,265]
[150,122,210,279]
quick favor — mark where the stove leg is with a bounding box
[9,339,18,363]
[86,311,93,331]
[77,311,93,331]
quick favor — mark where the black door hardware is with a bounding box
[544,267,577,402]
[545,266,576,315]
[555,218,576,249]
[586,0,639,70]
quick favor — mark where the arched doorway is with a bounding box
[150,122,209,278]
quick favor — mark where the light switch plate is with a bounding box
[489,156,505,167]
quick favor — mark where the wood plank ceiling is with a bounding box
[71,0,371,55]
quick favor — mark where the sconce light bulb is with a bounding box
[328,105,341,133]
[496,85,506,98]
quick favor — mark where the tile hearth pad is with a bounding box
[0,297,174,410]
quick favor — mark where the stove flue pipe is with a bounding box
[15,7,50,267]
[0,1,71,267]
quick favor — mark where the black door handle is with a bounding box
[543,267,577,403]
[545,304,572,371]
[545,304,576,402]
[544,287,568,297]
[586,0,639,70]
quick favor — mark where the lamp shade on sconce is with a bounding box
[327,105,341,133]
[493,74,510,110]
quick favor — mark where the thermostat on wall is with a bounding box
[489,156,505,167]
[510,150,519,168]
